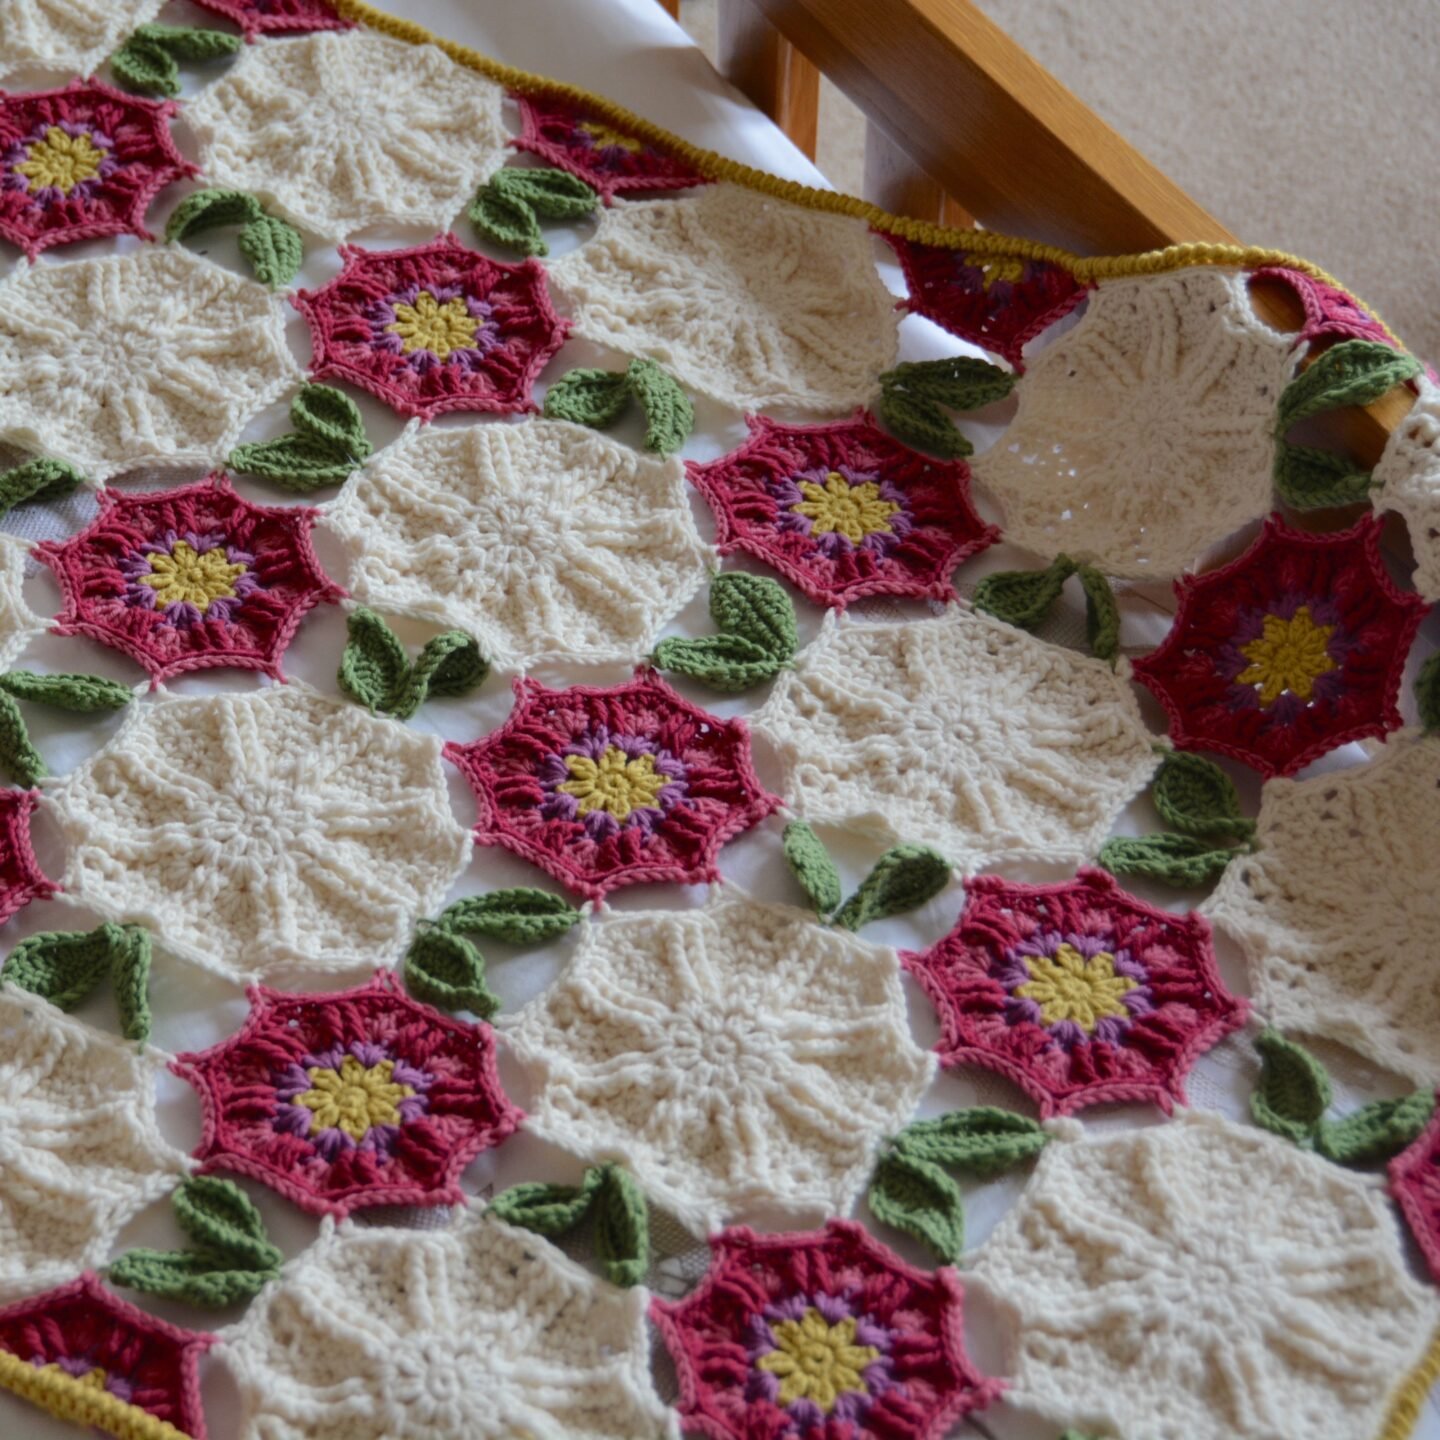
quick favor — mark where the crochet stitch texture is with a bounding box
[0,790,53,926]
[0,0,165,81]
[1374,373,1440,601]
[0,534,46,671]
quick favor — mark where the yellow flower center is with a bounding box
[16,127,105,194]
[558,746,666,822]
[1016,944,1136,1033]
[1235,606,1338,706]
[964,251,1026,290]
[792,472,900,543]
[139,541,246,613]
[296,1056,414,1142]
[578,119,645,153]
[756,1310,880,1415]
[384,291,480,360]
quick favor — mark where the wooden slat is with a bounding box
[863,122,975,228]
[717,0,821,160]
[656,0,681,17]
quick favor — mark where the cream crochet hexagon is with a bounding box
[1204,732,1440,1084]
[0,247,300,483]
[323,418,711,670]
[971,267,1299,579]
[0,0,164,82]
[500,885,934,1234]
[0,535,46,671]
[546,183,900,412]
[220,1207,677,1440]
[968,1109,1439,1440]
[1374,372,1440,601]
[44,683,470,983]
[0,987,186,1303]
[750,607,1159,870]
[185,30,509,241]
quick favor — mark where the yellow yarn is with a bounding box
[1377,1324,1440,1440]
[0,1349,196,1440]
[327,0,1404,349]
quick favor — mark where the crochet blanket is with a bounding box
[0,3,1437,1439]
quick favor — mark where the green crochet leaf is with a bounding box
[1314,1091,1435,1166]
[1150,751,1255,842]
[1096,832,1236,887]
[543,368,633,429]
[1416,652,1440,733]
[389,630,488,720]
[134,22,243,61]
[594,1165,650,1288]
[173,1174,281,1270]
[164,188,264,241]
[403,928,499,1019]
[238,213,305,288]
[110,37,180,96]
[1273,440,1373,511]
[291,384,371,457]
[1276,339,1421,433]
[867,1148,965,1263]
[338,608,409,714]
[650,633,783,692]
[491,167,598,220]
[0,671,132,713]
[709,572,797,660]
[2,922,152,1043]
[877,386,971,458]
[892,1108,1049,1179]
[489,1167,605,1234]
[833,844,951,931]
[436,889,582,945]
[972,556,1077,631]
[0,457,86,522]
[1251,1028,1332,1144]
[782,821,842,918]
[110,926,153,1045]
[0,692,46,788]
[1076,564,1120,661]
[881,355,1017,413]
[229,385,371,491]
[469,182,545,255]
[625,358,694,455]
[108,1250,273,1307]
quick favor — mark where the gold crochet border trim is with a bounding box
[1377,1323,1440,1440]
[328,0,1404,349]
[0,1350,195,1440]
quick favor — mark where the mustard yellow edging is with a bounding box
[1377,1324,1440,1440]
[0,1350,196,1440]
[328,0,1404,350]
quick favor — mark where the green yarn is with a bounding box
[488,1168,605,1233]
[1315,1091,1435,1165]
[403,927,498,1019]
[1150,751,1255,842]
[781,821,843,918]
[1276,340,1421,433]
[1416,652,1440,732]
[892,1108,1049,1179]
[0,457,85,522]
[3,923,153,1044]
[164,188,304,287]
[1096,832,1237,887]
[652,573,797,691]
[1076,564,1120,661]
[109,1176,282,1307]
[470,184,544,255]
[165,188,263,239]
[877,356,1016,458]
[432,889,582,945]
[972,556,1076,631]
[0,671,132,713]
[338,608,487,719]
[1273,441,1373,511]
[111,24,241,97]
[626,358,695,456]
[650,633,778,690]
[832,844,951,931]
[228,383,372,491]
[543,368,632,428]
[868,1148,965,1262]
[0,692,45,787]
[1251,1028,1332,1144]
[543,359,694,454]
[469,167,598,256]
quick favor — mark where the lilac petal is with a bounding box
[359,1124,401,1160]
[1003,995,1044,1029]
[1050,1019,1086,1050]
[814,529,856,558]
[165,601,203,628]
[272,1102,314,1137]
[391,1061,431,1089]
[396,1094,429,1123]
[767,1295,808,1323]
[785,1399,824,1429]
[273,1063,313,1099]
[812,1292,852,1324]
[540,792,580,823]
[1067,932,1112,959]
[621,806,660,837]
[349,1041,388,1066]
[745,1367,780,1404]
[303,1045,347,1073]
[311,1127,353,1162]
[1091,1016,1131,1046]
[582,809,620,841]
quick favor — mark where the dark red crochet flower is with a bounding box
[881,233,1088,370]
[652,1220,1001,1440]
[1131,514,1428,778]
[511,92,710,202]
[189,0,353,37]
[0,1272,213,1439]
[0,790,53,927]
[36,474,342,684]
[173,971,522,1218]
[445,674,779,903]
[292,234,569,420]
[688,413,998,609]
[1389,1101,1440,1286]
[903,869,1247,1117]
[1248,265,1395,350]
[0,81,194,259]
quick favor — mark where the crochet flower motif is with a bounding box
[220,1208,673,1440]
[501,887,934,1233]
[446,674,778,903]
[0,82,192,259]
[0,246,299,482]
[1388,1105,1440,1287]
[46,685,469,983]
[0,1273,212,1440]
[185,30,509,241]
[751,609,1158,870]
[174,972,520,1217]
[0,790,53,927]
[1132,514,1427,778]
[883,233,1088,370]
[905,869,1247,1116]
[512,91,709,201]
[37,475,341,684]
[968,1111,1440,1440]
[689,412,998,608]
[0,0,164,81]
[0,990,185,1303]
[292,236,569,420]
[654,1220,1001,1440]
[189,0,352,37]
[1249,265,1396,349]
[323,418,710,669]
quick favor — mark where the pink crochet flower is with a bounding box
[446,674,779,903]
[188,0,353,37]
[688,412,998,608]
[0,81,194,259]
[0,1272,213,1440]
[172,971,522,1218]
[36,475,342,685]
[903,869,1247,1117]
[652,1220,1001,1440]
[0,790,54,927]
[1248,265,1396,350]
[291,235,569,420]
[511,92,710,202]
[1131,514,1428,779]
[881,233,1088,371]
[1389,1100,1440,1285]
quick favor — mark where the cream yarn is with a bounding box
[547,183,899,412]
[220,1206,677,1440]
[0,0,164,82]
[500,885,934,1235]
[323,418,711,670]
[750,607,1159,869]
[0,535,45,671]
[972,267,1299,578]
[968,1108,1439,1440]
[44,684,470,983]
[1374,373,1440,601]
[185,30,509,241]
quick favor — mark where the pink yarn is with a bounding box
[652,1219,1002,1440]
[0,80,194,260]
[291,234,569,421]
[173,970,522,1219]
[1249,265,1397,350]
[904,869,1248,1117]
[0,790,54,927]
[1389,1099,1440,1285]
[0,1271,213,1439]
[445,673,779,904]
[36,473,343,686]
[188,0,353,38]
[688,411,998,609]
